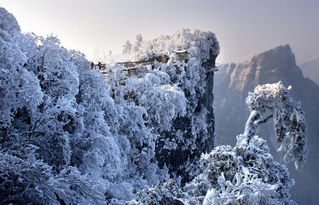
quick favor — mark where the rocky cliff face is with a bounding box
[214,44,319,205]
[0,6,221,204]
[300,57,319,85]
[117,30,219,183]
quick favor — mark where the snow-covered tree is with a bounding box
[122,40,132,55]
[128,82,307,205]
[109,29,219,183]
[134,34,143,52]
[0,7,308,205]
[1,7,172,204]
[245,82,307,169]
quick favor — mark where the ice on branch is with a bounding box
[244,81,307,170]
[128,82,307,205]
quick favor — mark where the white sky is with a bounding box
[1,0,318,64]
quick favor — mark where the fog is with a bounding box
[1,0,319,63]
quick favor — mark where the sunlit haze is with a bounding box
[1,0,318,63]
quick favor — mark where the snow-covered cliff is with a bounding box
[105,29,219,184]
[0,7,221,204]
[214,45,319,204]
[0,7,308,205]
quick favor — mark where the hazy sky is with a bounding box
[1,0,318,63]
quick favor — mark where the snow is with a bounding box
[0,7,308,205]
[245,82,307,170]
[128,82,305,205]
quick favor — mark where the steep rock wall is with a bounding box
[214,45,319,205]
[111,30,219,183]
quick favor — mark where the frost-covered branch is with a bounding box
[127,82,307,205]
[244,82,307,170]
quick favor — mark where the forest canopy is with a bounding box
[0,8,307,205]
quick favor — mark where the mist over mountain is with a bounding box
[0,7,311,205]
[300,58,319,85]
[214,45,319,204]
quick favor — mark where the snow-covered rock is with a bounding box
[128,82,304,205]
[0,7,20,33]
[0,7,221,204]
[107,29,219,183]
[214,45,319,204]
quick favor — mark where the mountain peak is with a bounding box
[220,44,302,93]
[249,44,296,68]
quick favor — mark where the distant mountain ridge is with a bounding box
[214,44,319,205]
[300,57,319,85]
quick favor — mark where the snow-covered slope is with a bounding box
[128,81,304,205]
[214,45,319,205]
[0,7,20,33]
[106,29,219,184]
[0,7,221,204]
[0,7,309,205]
